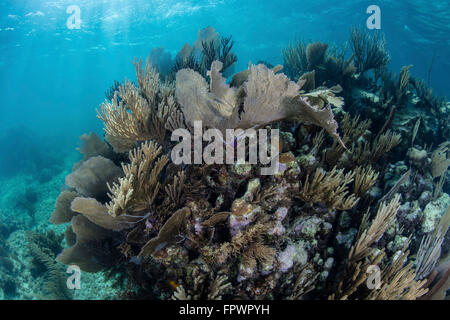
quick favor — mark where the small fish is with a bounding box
[168,280,179,290]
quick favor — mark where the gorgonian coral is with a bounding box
[50,27,449,301]
[176,60,345,148]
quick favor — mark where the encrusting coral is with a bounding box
[50,26,449,300]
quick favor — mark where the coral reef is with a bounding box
[48,26,449,301]
[349,27,390,75]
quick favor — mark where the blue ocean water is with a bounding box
[0,0,448,300]
[1,0,449,138]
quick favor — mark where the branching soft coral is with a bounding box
[201,35,237,75]
[349,195,401,263]
[353,165,379,197]
[368,241,428,300]
[331,195,427,300]
[164,170,186,207]
[106,140,169,217]
[202,219,275,269]
[282,40,308,81]
[341,130,401,168]
[172,266,232,300]
[350,27,390,74]
[300,167,359,210]
[325,114,372,166]
[97,58,181,150]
